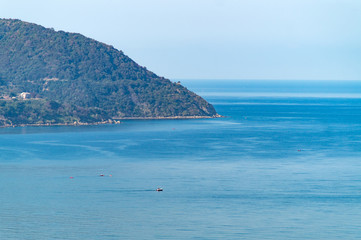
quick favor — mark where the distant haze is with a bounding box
[1,0,361,80]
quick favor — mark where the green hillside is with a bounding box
[0,19,217,126]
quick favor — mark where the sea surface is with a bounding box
[1,80,361,239]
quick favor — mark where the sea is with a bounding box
[1,80,361,240]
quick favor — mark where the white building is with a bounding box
[19,92,31,99]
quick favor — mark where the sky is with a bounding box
[1,0,361,80]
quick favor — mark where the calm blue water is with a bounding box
[1,80,361,239]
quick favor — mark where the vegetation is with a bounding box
[0,19,217,126]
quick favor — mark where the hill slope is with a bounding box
[0,19,217,126]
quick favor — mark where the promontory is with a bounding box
[0,19,218,127]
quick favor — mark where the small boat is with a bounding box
[156,188,163,192]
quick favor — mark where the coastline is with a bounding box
[116,114,223,120]
[0,114,223,128]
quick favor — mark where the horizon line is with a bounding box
[171,78,361,81]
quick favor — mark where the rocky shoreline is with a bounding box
[0,114,223,128]
[116,114,223,120]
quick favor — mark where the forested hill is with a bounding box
[0,18,217,126]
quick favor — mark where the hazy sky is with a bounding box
[1,0,361,80]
